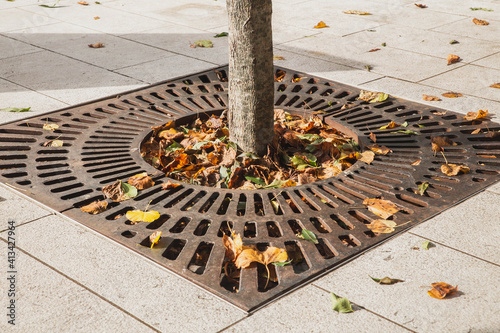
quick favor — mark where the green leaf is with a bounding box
[95,1,101,4]
[263,179,284,189]
[369,275,404,285]
[417,124,425,128]
[291,155,309,170]
[391,130,419,135]
[470,7,493,11]
[369,92,388,103]
[245,176,266,186]
[227,140,237,150]
[214,32,228,38]
[297,134,322,141]
[270,200,280,214]
[220,166,229,180]
[300,228,319,244]
[0,107,31,112]
[367,29,376,32]
[165,141,183,153]
[449,40,459,45]
[421,240,435,250]
[272,260,292,267]
[331,293,354,313]
[194,40,213,48]
[238,152,259,160]
[121,182,137,200]
[401,121,408,127]
[192,140,210,150]
[381,42,386,47]
[417,182,429,196]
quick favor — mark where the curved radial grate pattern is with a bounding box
[0,66,498,312]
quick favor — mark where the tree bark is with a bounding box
[227,0,274,156]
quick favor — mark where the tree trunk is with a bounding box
[227,0,274,156]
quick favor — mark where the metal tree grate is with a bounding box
[1,66,498,312]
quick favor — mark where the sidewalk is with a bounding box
[0,0,499,332]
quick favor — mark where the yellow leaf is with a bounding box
[447,54,460,65]
[343,10,371,15]
[367,219,397,233]
[363,198,401,219]
[366,144,392,155]
[473,18,489,25]
[125,210,160,223]
[379,121,399,130]
[273,55,285,60]
[463,109,488,121]
[428,282,458,299]
[235,247,288,269]
[223,233,246,262]
[490,83,500,89]
[359,90,389,103]
[80,200,108,214]
[313,21,329,29]
[43,123,59,131]
[149,231,161,249]
[442,92,462,98]
[440,164,470,176]
[423,94,441,101]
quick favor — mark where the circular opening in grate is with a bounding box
[140,108,365,190]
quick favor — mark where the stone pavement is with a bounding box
[0,0,499,332]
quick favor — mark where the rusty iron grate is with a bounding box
[0,66,498,312]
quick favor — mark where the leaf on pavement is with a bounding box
[369,48,380,52]
[128,172,155,190]
[473,18,489,25]
[370,276,404,284]
[0,107,31,112]
[149,231,161,248]
[366,219,397,233]
[414,3,427,8]
[88,42,104,48]
[442,92,462,98]
[423,95,441,101]
[470,8,493,11]
[416,182,429,196]
[379,121,399,130]
[313,21,329,29]
[366,144,392,155]
[447,54,461,65]
[463,109,488,121]
[125,209,160,223]
[359,90,389,103]
[214,32,228,38]
[428,282,458,299]
[363,198,400,219]
[421,240,434,250]
[490,83,500,89]
[331,293,354,313]
[80,200,108,214]
[441,163,470,176]
[343,10,371,15]
[273,55,285,60]
[193,40,213,48]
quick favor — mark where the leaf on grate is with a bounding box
[272,259,292,267]
[447,54,461,65]
[411,159,421,166]
[102,180,137,202]
[463,109,489,121]
[428,282,458,299]
[127,172,155,190]
[43,123,59,131]
[391,130,419,135]
[149,231,161,249]
[80,200,108,214]
[343,10,371,15]
[363,198,400,219]
[366,219,397,233]
[416,182,429,196]
[431,136,456,153]
[0,107,31,112]
[162,180,181,190]
[359,90,389,103]
[297,228,319,244]
[423,94,441,101]
[441,164,470,176]
[366,144,392,155]
[331,293,354,313]
[490,83,500,89]
[471,128,481,134]
[369,132,377,142]
[473,18,489,25]
[432,111,447,115]
[125,209,160,223]
[370,276,404,284]
[379,121,399,130]
[192,40,213,48]
[414,3,427,8]
[235,246,288,289]
[88,42,104,48]
[358,150,375,164]
[313,21,329,29]
[43,139,63,147]
[442,92,462,98]
[223,233,247,262]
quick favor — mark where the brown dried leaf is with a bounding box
[149,231,162,249]
[442,91,463,98]
[411,159,422,166]
[88,42,104,48]
[78,1,89,5]
[358,150,375,164]
[367,219,397,233]
[313,21,329,29]
[478,154,497,158]
[432,111,447,115]
[428,282,458,299]
[128,172,155,190]
[223,233,246,262]
[414,3,427,8]
[43,139,63,147]
[473,18,489,25]
[471,128,481,134]
[369,48,380,52]
[369,132,377,143]
[206,115,223,129]
[297,173,316,185]
[80,200,108,214]
[363,198,401,219]
[485,131,500,139]
[235,247,288,269]
[43,123,59,131]
[161,180,181,190]
[366,144,392,155]
[423,94,441,101]
[463,109,489,121]
[431,136,456,152]
[431,142,443,153]
[441,164,470,176]
[447,54,460,65]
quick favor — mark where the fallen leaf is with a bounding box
[358,150,375,164]
[43,139,63,147]
[43,123,59,131]
[162,180,182,190]
[401,121,409,128]
[370,276,404,284]
[223,233,246,261]
[192,40,213,48]
[463,109,488,121]
[416,182,429,196]
[214,32,228,38]
[431,136,456,152]
[80,200,108,214]
[273,55,285,60]
[102,180,138,202]
[470,7,493,11]
[331,293,354,313]
[127,172,155,190]
[391,130,419,135]
[428,282,458,299]
[298,228,319,244]
[381,42,386,47]
[473,18,489,25]
[411,159,421,166]
[236,246,288,269]
[365,65,372,72]
[149,231,161,248]
[485,131,500,138]
[359,90,389,103]
[440,164,470,176]
[449,40,459,44]
[471,128,481,134]
[414,3,427,8]
[432,111,447,115]
[313,21,329,29]
[423,94,441,101]
[272,260,292,267]
[421,240,434,250]
[94,16,100,20]
[366,219,397,233]
[343,10,371,15]
[478,154,497,158]
[125,209,160,223]
[379,121,399,130]
[369,132,377,142]
[363,198,401,219]
[0,107,31,112]
[78,1,89,5]
[88,42,104,48]
[366,144,392,155]
[442,92,462,98]
[431,142,443,153]
[447,54,461,65]
[369,48,380,52]
[490,83,500,89]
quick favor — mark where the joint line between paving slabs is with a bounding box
[0,238,162,333]
[408,232,500,268]
[0,213,54,234]
[312,285,417,333]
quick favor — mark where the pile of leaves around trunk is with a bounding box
[141,109,368,189]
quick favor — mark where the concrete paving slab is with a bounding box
[410,191,500,265]
[487,182,500,195]
[0,78,68,124]
[0,244,156,333]
[0,51,145,105]
[314,233,500,333]
[1,214,246,332]
[432,15,500,43]
[0,185,52,231]
[358,77,500,116]
[472,52,500,70]
[115,54,218,84]
[421,0,500,21]
[7,22,172,71]
[420,64,500,103]
[22,3,169,35]
[223,285,411,333]
[0,8,60,33]
[0,35,42,61]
